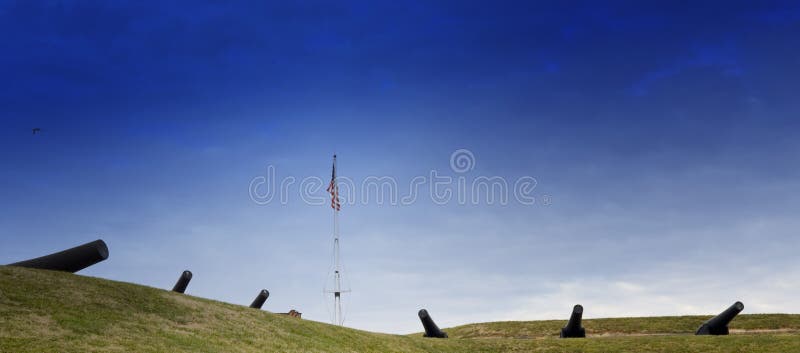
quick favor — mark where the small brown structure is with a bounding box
[280,309,302,318]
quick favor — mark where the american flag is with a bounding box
[326,156,341,211]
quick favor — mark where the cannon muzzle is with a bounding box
[172,270,193,293]
[8,239,109,273]
[418,309,448,338]
[250,289,270,309]
[695,301,743,335]
[560,304,586,338]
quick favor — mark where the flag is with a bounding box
[326,156,341,211]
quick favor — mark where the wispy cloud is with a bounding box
[630,42,743,96]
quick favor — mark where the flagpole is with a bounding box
[326,154,347,326]
[333,155,342,325]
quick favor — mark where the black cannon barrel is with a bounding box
[249,289,270,309]
[695,301,744,335]
[418,309,448,338]
[560,304,586,338]
[8,239,109,273]
[172,270,192,293]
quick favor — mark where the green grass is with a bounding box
[1,266,800,352]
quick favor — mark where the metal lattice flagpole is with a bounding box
[325,154,349,325]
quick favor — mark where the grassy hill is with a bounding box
[2,266,800,353]
[445,314,800,339]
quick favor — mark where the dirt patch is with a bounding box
[591,329,800,337]
[730,328,800,334]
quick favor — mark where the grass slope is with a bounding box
[1,266,800,353]
[446,314,800,339]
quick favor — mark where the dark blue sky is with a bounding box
[2,1,800,333]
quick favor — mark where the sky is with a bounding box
[1,0,800,333]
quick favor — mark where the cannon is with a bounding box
[560,304,586,338]
[172,270,193,293]
[250,289,270,309]
[8,239,108,273]
[418,309,448,338]
[695,301,744,335]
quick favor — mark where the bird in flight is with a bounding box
[32,128,41,135]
